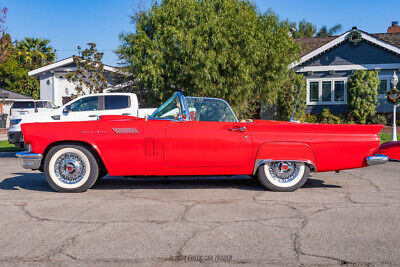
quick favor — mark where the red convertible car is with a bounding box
[16,92,395,192]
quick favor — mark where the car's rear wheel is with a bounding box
[256,161,310,192]
[44,145,99,192]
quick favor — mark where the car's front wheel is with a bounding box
[44,145,99,192]
[256,161,310,192]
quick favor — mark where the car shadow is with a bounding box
[0,173,341,192]
[0,172,52,191]
[0,152,18,158]
[303,176,341,189]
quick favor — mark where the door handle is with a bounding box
[88,115,98,118]
[229,126,246,132]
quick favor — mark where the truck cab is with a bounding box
[8,93,155,148]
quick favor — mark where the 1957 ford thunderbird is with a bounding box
[16,92,398,192]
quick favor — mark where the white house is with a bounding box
[28,57,123,107]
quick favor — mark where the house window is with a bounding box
[334,81,345,101]
[321,81,332,101]
[378,79,387,95]
[309,82,319,102]
[307,78,347,105]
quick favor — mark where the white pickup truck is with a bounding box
[8,93,156,148]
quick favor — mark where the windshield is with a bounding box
[12,102,35,109]
[150,93,238,122]
[186,97,238,122]
[151,94,182,119]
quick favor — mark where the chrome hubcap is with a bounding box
[54,153,86,184]
[269,161,299,183]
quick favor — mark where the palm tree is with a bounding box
[16,37,55,67]
[316,24,343,37]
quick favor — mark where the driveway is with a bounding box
[0,152,399,265]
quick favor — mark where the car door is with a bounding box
[102,95,134,116]
[164,120,252,171]
[97,118,167,176]
[61,96,100,121]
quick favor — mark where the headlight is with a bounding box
[10,119,22,125]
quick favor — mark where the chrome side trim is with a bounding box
[253,159,317,175]
[366,154,389,166]
[15,151,43,170]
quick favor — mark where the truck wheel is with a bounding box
[44,145,99,192]
[256,161,309,192]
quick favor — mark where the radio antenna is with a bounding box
[289,84,303,122]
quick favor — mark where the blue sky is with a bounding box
[5,0,400,66]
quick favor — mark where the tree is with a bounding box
[0,35,54,99]
[277,72,306,121]
[347,70,380,124]
[0,7,10,64]
[0,54,40,98]
[118,0,301,118]
[15,37,55,68]
[289,19,317,38]
[316,24,342,37]
[0,32,12,64]
[66,43,108,96]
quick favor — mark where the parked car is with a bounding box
[8,93,156,148]
[10,100,57,118]
[16,92,397,193]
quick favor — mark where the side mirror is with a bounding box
[63,105,71,114]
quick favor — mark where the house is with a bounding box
[0,88,33,128]
[28,57,124,107]
[292,24,400,114]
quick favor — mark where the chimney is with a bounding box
[387,21,400,33]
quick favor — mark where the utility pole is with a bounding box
[390,71,399,141]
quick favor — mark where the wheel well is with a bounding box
[253,159,316,176]
[40,141,107,172]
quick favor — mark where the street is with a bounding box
[0,152,399,265]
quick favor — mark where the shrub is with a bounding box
[302,114,318,123]
[277,73,306,121]
[319,108,343,124]
[347,70,380,124]
[368,114,387,125]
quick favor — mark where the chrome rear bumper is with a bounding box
[366,154,389,166]
[16,151,43,169]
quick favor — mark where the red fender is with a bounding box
[376,141,400,161]
[254,142,317,173]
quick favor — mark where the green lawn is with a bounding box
[0,140,24,152]
[380,133,399,144]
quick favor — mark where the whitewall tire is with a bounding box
[256,161,310,192]
[44,145,99,192]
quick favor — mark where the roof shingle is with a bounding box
[295,32,400,57]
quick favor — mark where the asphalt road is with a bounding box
[0,152,399,266]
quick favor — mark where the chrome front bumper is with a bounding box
[366,154,389,166]
[16,151,43,169]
